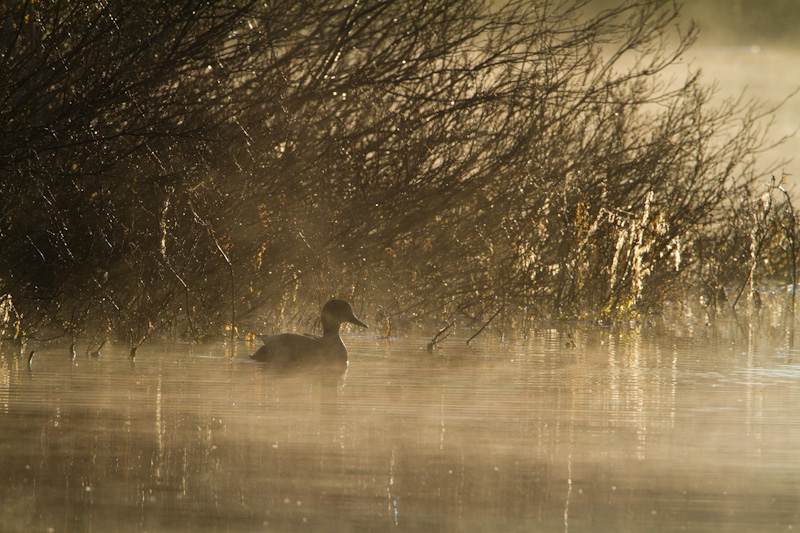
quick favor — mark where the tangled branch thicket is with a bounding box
[0,0,795,349]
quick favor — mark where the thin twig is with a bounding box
[787,304,800,326]
[466,307,503,345]
[427,322,454,351]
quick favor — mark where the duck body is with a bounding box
[251,331,348,369]
[250,299,367,370]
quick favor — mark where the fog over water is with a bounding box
[689,48,799,187]
[2,3,800,531]
[592,0,800,183]
[2,308,800,532]
[671,1,799,185]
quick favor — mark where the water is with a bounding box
[2,315,800,532]
[688,46,800,186]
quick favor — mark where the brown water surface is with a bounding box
[1,316,800,532]
[688,45,800,184]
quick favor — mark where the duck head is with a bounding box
[321,299,368,331]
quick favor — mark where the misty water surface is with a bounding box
[2,308,800,532]
[689,46,800,183]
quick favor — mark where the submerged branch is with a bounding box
[427,323,454,351]
[466,307,503,345]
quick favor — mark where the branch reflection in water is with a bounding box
[1,312,799,531]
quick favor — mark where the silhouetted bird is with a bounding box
[250,299,367,370]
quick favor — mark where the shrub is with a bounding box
[0,0,789,347]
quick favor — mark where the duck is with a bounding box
[250,299,367,369]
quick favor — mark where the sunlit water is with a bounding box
[688,46,800,185]
[2,312,800,532]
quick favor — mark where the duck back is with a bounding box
[250,332,347,370]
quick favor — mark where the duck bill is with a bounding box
[349,315,368,328]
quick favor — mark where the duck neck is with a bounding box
[321,317,342,339]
